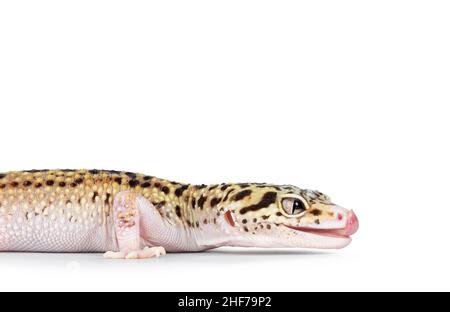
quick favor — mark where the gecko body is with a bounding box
[0,170,358,259]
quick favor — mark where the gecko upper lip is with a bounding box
[285,210,359,238]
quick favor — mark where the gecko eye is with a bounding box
[281,197,308,216]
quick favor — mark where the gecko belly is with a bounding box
[0,213,117,252]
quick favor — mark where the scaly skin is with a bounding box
[0,170,358,258]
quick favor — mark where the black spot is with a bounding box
[223,188,235,202]
[220,185,228,191]
[267,224,271,230]
[141,182,151,188]
[195,184,207,189]
[61,169,76,172]
[92,191,99,202]
[175,185,189,197]
[197,196,207,209]
[0,184,5,189]
[203,219,208,224]
[276,212,283,217]
[242,219,248,224]
[75,178,84,184]
[59,181,66,187]
[209,185,218,190]
[89,169,100,175]
[45,180,54,186]
[143,176,153,181]
[0,174,6,179]
[233,190,252,201]
[262,215,270,220]
[175,206,182,218]
[244,227,249,232]
[23,181,32,187]
[196,221,200,227]
[125,172,137,179]
[253,218,257,223]
[210,197,221,207]
[161,186,170,194]
[191,198,196,209]
[240,192,277,215]
[129,179,140,188]
[35,183,43,188]
[310,209,322,216]
[238,183,250,188]
[315,219,320,225]
[105,193,111,204]
[154,182,161,188]
[10,181,19,187]
[157,201,165,207]
[114,177,122,184]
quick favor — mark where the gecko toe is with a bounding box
[142,246,166,258]
[103,251,126,259]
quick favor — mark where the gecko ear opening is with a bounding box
[224,211,236,227]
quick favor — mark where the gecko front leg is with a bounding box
[104,191,166,259]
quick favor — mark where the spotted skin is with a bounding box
[0,169,358,255]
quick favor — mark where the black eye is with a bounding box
[292,200,306,214]
[281,198,308,216]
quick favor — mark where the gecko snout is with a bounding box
[342,210,359,236]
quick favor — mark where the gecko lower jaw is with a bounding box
[285,210,359,239]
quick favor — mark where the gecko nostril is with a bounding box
[337,213,343,221]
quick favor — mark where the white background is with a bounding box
[0,1,449,291]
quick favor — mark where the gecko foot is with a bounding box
[103,246,166,259]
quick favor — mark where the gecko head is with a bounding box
[222,185,358,249]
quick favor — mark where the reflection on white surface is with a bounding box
[0,248,329,272]
[0,244,449,291]
[0,247,343,291]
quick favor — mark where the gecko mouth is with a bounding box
[284,225,352,239]
[285,210,359,239]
